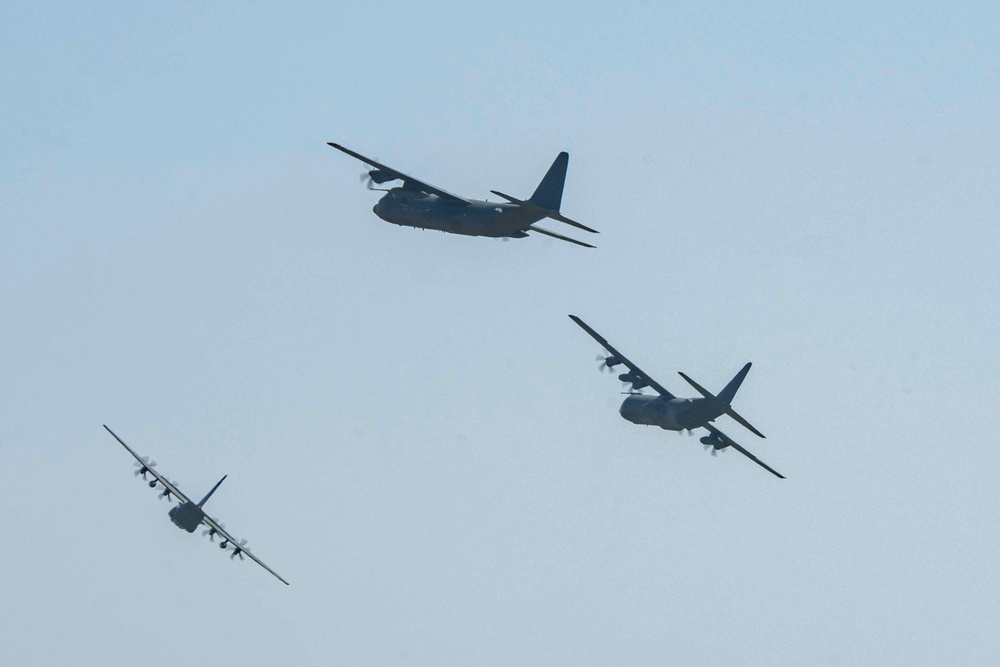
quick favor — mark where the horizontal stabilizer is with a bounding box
[490,190,599,234]
[528,225,595,248]
[678,371,766,438]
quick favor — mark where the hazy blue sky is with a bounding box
[2,2,999,665]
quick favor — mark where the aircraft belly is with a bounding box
[375,198,533,238]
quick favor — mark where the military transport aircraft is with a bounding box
[569,316,785,479]
[103,425,289,584]
[327,142,599,248]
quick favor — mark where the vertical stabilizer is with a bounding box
[717,362,752,405]
[528,152,569,211]
[197,475,228,507]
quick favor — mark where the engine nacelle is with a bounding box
[700,435,727,450]
[619,372,649,389]
[368,169,395,184]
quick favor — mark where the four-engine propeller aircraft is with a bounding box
[104,425,289,585]
[327,142,599,248]
[569,316,785,479]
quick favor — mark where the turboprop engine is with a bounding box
[700,434,727,450]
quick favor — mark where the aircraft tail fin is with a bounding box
[678,368,766,439]
[528,152,569,211]
[197,474,227,507]
[718,362,752,404]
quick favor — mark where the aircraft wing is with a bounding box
[104,425,191,504]
[200,515,290,585]
[327,142,472,205]
[568,315,676,399]
[703,423,785,479]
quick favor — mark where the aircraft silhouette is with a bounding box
[104,425,289,584]
[570,316,785,478]
[328,142,599,248]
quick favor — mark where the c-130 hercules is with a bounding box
[570,316,785,479]
[328,142,599,248]
[104,425,289,584]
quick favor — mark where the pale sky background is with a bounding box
[2,2,999,665]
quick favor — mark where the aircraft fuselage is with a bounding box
[168,501,206,533]
[373,189,544,239]
[619,394,723,431]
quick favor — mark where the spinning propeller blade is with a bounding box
[202,519,225,541]
[132,457,156,478]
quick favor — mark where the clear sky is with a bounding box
[2,1,999,665]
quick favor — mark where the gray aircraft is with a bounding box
[104,425,289,584]
[569,316,785,478]
[328,142,599,248]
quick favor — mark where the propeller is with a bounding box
[158,480,179,501]
[202,519,226,542]
[596,354,622,373]
[702,432,724,454]
[132,457,157,478]
[594,354,621,373]
[702,438,726,456]
[230,538,248,561]
[619,372,649,391]
[359,166,393,191]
